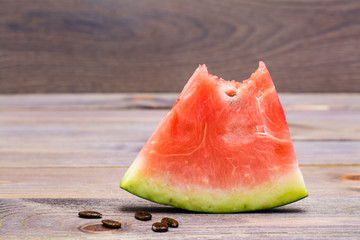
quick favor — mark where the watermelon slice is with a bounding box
[121,62,308,213]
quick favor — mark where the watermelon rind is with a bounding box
[121,160,307,213]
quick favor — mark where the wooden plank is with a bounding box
[1,93,360,110]
[0,109,359,143]
[0,141,359,167]
[1,1,359,93]
[279,93,360,111]
[0,167,129,199]
[0,166,359,239]
[0,94,358,240]
[286,110,360,141]
[0,196,359,240]
[0,166,359,198]
[0,93,178,110]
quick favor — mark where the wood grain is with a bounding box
[0,166,359,198]
[0,94,359,168]
[0,93,359,239]
[1,109,359,143]
[0,0,359,93]
[0,140,359,167]
[0,166,359,239]
[0,196,359,240]
[1,93,360,110]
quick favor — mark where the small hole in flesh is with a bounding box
[226,90,236,97]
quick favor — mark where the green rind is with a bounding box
[120,164,308,213]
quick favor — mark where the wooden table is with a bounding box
[0,93,359,239]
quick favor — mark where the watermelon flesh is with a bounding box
[121,62,308,213]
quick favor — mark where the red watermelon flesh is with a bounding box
[121,62,308,213]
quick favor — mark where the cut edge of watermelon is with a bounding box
[121,161,308,213]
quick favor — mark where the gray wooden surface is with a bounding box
[0,93,360,239]
[1,0,360,93]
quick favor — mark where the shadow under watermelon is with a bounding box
[119,204,305,214]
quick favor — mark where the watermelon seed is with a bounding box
[78,211,102,219]
[152,222,168,232]
[161,217,178,228]
[102,219,122,229]
[135,211,152,221]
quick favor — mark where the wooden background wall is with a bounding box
[0,0,359,93]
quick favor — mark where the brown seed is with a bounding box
[78,211,102,218]
[102,219,121,229]
[135,211,152,221]
[152,222,168,232]
[161,217,179,228]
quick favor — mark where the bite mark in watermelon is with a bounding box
[121,62,308,213]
